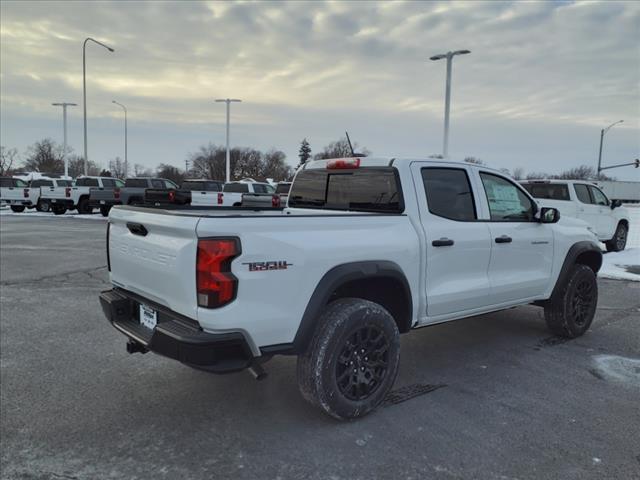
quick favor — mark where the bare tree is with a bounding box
[189,143,226,181]
[262,149,292,181]
[0,146,18,175]
[23,139,64,173]
[156,164,185,184]
[314,137,370,160]
[512,167,525,180]
[133,163,152,177]
[109,157,127,179]
[68,155,99,177]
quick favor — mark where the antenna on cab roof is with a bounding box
[345,131,367,157]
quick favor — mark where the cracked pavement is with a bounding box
[1,214,639,480]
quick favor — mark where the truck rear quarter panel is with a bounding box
[195,214,421,349]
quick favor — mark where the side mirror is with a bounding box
[611,199,622,210]
[540,207,560,224]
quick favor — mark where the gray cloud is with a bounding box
[1,0,638,179]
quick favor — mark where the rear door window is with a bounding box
[521,183,570,201]
[151,180,164,189]
[574,184,593,204]
[102,178,115,188]
[421,168,476,221]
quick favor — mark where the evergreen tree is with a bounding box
[297,138,311,169]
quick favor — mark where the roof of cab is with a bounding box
[303,156,511,176]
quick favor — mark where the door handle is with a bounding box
[127,222,148,237]
[432,238,454,247]
[495,235,512,244]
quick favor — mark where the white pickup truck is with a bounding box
[221,180,275,207]
[41,176,119,215]
[1,177,31,212]
[101,157,602,419]
[520,179,630,251]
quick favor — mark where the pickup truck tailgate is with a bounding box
[108,208,200,320]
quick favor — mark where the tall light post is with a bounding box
[597,120,624,175]
[215,98,242,183]
[112,100,128,178]
[51,102,77,178]
[83,37,114,175]
[430,49,471,158]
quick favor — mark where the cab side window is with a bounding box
[588,186,609,206]
[574,184,592,204]
[421,168,476,221]
[480,173,535,222]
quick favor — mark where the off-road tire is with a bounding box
[297,298,400,420]
[10,205,25,213]
[544,264,597,338]
[605,223,627,252]
[36,200,50,213]
[52,204,66,215]
[100,205,111,217]
[77,197,93,214]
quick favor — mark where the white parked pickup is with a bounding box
[101,157,602,420]
[40,176,120,215]
[520,179,631,251]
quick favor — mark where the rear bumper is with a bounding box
[89,199,121,207]
[47,198,75,207]
[99,288,255,373]
[1,199,32,206]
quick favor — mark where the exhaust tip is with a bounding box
[248,363,267,381]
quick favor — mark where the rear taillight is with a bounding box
[114,188,120,200]
[168,190,176,203]
[196,238,240,308]
[272,195,281,207]
[217,192,224,205]
[327,158,360,169]
[65,187,71,197]
[23,188,29,198]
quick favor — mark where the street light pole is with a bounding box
[83,37,114,175]
[430,49,471,158]
[112,100,128,178]
[215,98,242,183]
[597,120,624,175]
[51,102,77,178]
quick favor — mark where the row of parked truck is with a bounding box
[0,175,293,216]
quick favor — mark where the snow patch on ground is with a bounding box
[0,209,107,221]
[599,204,640,281]
[599,248,640,281]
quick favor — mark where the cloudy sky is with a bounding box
[1,0,639,179]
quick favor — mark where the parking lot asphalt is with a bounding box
[1,214,639,480]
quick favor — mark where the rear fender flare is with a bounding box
[291,261,412,354]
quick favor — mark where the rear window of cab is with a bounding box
[288,168,403,213]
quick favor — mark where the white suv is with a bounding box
[521,179,630,251]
